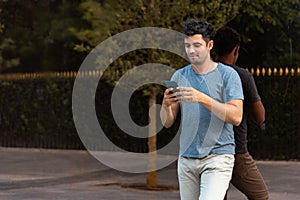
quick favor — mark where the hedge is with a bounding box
[0,70,299,160]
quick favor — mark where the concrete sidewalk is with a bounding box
[0,147,299,200]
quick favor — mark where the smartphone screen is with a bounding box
[164,81,179,93]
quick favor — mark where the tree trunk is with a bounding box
[146,91,157,188]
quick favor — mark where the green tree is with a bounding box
[0,38,20,72]
[228,0,300,68]
[74,0,240,188]
[0,0,86,73]
[1,0,298,72]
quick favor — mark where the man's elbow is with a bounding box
[231,112,243,126]
[232,117,242,126]
[254,111,265,125]
[250,101,265,125]
[255,116,265,125]
[164,124,172,129]
[226,100,243,126]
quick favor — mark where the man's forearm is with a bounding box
[160,103,178,128]
[197,92,243,126]
[160,107,175,128]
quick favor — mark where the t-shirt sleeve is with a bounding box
[170,71,179,82]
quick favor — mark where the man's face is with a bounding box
[184,34,212,65]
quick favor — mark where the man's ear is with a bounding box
[208,40,214,50]
[233,45,240,56]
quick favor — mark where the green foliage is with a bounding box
[0,0,87,72]
[74,0,240,50]
[229,0,300,68]
[0,38,20,70]
[72,0,240,97]
[0,0,299,72]
[71,0,113,51]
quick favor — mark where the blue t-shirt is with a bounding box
[171,63,244,158]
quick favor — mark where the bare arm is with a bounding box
[248,100,265,125]
[160,88,180,128]
[177,87,243,126]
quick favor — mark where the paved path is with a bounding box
[0,147,299,200]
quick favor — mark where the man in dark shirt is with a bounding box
[213,26,269,200]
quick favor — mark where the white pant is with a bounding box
[178,154,234,200]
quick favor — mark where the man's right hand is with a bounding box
[162,88,179,107]
[160,88,180,128]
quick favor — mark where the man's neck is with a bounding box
[219,54,235,65]
[192,60,217,74]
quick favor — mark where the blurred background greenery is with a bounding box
[0,0,299,73]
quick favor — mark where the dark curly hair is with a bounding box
[213,26,241,58]
[183,19,216,44]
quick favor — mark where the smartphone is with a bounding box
[164,80,179,93]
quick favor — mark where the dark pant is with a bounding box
[224,152,269,200]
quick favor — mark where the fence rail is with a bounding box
[0,67,300,81]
